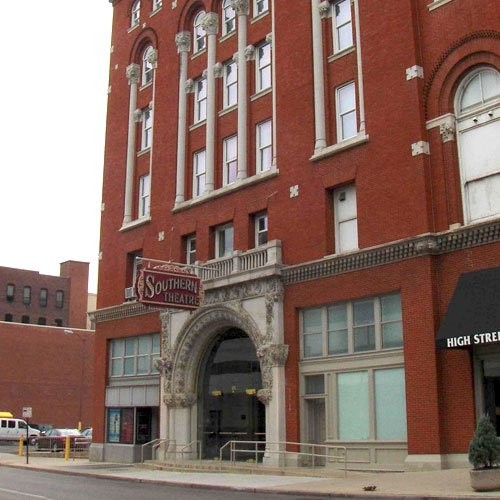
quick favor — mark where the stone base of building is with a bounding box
[405,453,469,471]
[89,442,144,463]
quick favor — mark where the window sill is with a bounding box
[120,216,151,232]
[251,10,269,24]
[428,0,454,11]
[189,119,206,132]
[191,48,207,60]
[150,6,162,17]
[137,147,151,158]
[310,133,369,162]
[219,31,236,43]
[251,87,272,102]
[328,45,356,63]
[173,168,279,212]
[140,81,153,92]
[127,23,140,34]
[219,104,237,117]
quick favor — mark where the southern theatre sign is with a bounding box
[136,266,203,310]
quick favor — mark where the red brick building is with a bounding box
[0,262,94,428]
[92,0,500,469]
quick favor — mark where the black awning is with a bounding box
[436,266,500,349]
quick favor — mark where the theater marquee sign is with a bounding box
[136,266,203,310]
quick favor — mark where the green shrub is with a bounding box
[469,415,500,469]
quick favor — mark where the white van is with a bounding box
[0,418,40,441]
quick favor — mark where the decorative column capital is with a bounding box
[257,343,289,368]
[133,108,143,122]
[146,48,158,66]
[175,31,191,53]
[126,63,140,85]
[439,117,456,143]
[164,392,197,408]
[185,78,194,93]
[201,12,218,36]
[214,62,224,78]
[319,0,332,19]
[244,44,255,61]
[230,0,249,16]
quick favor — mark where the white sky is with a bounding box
[0,1,113,293]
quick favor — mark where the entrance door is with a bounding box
[307,399,326,466]
[199,329,265,460]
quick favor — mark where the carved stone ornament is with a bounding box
[244,44,255,61]
[175,31,191,53]
[257,388,272,405]
[201,12,218,36]
[257,343,289,368]
[163,392,197,408]
[133,108,143,122]
[126,63,140,84]
[230,0,249,16]
[319,0,332,19]
[146,48,158,65]
[214,62,224,78]
[440,120,456,143]
[184,78,194,93]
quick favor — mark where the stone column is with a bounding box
[231,0,249,180]
[123,63,140,225]
[201,13,218,193]
[311,0,327,153]
[353,0,366,133]
[174,32,191,205]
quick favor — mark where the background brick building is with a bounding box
[92,0,500,469]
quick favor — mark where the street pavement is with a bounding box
[0,451,498,499]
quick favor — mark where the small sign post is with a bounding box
[22,407,32,464]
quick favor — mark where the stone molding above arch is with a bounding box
[423,31,500,119]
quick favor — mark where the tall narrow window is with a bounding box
[455,68,500,223]
[6,283,15,302]
[353,298,375,352]
[333,184,358,253]
[255,212,268,246]
[55,290,64,308]
[256,42,271,92]
[23,286,31,305]
[193,149,206,197]
[138,174,150,218]
[254,0,269,17]
[141,108,152,150]
[256,119,272,172]
[215,223,234,258]
[193,11,206,54]
[332,0,353,53]
[186,235,197,265]
[39,288,48,307]
[223,61,238,108]
[152,0,162,11]
[142,46,154,86]
[222,0,236,35]
[194,78,207,123]
[223,135,238,186]
[336,82,357,141]
[328,303,348,355]
[131,0,140,27]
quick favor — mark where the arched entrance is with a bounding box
[198,328,265,459]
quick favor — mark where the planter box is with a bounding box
[470,468,500,492]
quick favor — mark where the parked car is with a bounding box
[31,428,86,451]
[80,427,92,439]
[0,418,40,442]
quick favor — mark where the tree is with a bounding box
[469,415,500,469]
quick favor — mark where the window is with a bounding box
[38,317,47,325]
[39,288,48,307]
[21,315,30,324]
[254,0,269,17]
[223,135,238,186]
[152,0,162,10]
[254,212,268,246]
[333,184,358,253]
[302,293,403,358]
[256,42,271,92]
[6,283,15,302]
[109,334,160,378]
[141,108,152,150]
[131,0,140,27]
[332,0,353,53]
[4,314,13,322]
[186,235,197,265]
[23,286,31,305]
[193,149,206,197]
[222,0,236,36]
[455,68,500,223]
[142,46,155,86]
[194,78,207,123]
[336,82,357,141]
[55,290,64,308]
[54,318,63,327]
[193,11,206,54]
[215,223,234,258]
[256,119,272,172]
[127,251,142,289]
[138,174,150,218]
[223,61,238,108]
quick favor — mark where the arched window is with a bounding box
[142,46,155,86]
[222,0,236,36]
[193,11,206,54]
[455,68,500,224]
[131,0,140,27]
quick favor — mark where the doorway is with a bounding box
[199,329,265,460]
[306,399,326,466]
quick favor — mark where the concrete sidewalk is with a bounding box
[0,451,498,499]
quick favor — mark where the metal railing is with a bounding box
[140,438,176,463]
[179,440,202,461]
[219,440,347,476]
